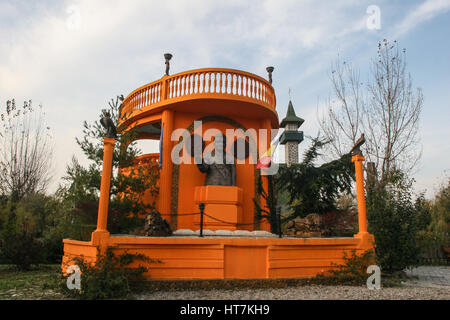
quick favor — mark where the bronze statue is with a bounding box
[196,133,236,186]
[100,110,117,138]
[350,133,365,155]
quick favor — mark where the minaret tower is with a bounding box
[279,100,304,166]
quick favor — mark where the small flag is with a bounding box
[159,123,164,169]
[256,136,280,169]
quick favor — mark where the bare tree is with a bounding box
[318,40,423,185]
[366,40,422,183]
[0,99,53,202]
[318,56,366,159]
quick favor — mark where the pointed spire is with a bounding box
[280,100,304,128]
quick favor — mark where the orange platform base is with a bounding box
[62,232,374,280]
[193,186,243,231]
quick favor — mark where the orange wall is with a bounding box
[62,235,375,280]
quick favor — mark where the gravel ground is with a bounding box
[134,266,450,300]
[134,285,449,300]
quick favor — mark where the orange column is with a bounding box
[158,109,174,222]
[259,119,272,232]
[92,137,115,244]
[352,154,368,235]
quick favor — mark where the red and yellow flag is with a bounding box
[256,136,280,169]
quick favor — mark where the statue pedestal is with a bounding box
[194,186,243,231]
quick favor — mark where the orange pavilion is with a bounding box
[62,59,374,280]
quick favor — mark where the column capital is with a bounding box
[352,154,365,163]
[103,137,116,146]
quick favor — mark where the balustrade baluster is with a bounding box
[137,91,140,109]
[179,77,182,97]
[255,82,259,100]
[195,74,199,94]
[168,80,171,99]
[239,75,243,96]
[225,73,229,94]
[172,78,176,98]
[149,86,153,104]
[173,78,176,97]
[230,73,235,95]
[139,92,142,108]
[250,79,254,98]
[202,72,206,94]
[188,75,192,94]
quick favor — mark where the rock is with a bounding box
[142,210,172,236]
[286,213,324,238]
[215,230,234,236]
[252,230,277,237]
[305,213,321,226]
[295,231,322,237]
[173,229,196,236]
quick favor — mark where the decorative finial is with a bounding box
[164,53,173,76]
[266,66,274,84]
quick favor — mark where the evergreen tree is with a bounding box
[60,96,159,235]
[254,137,354,232]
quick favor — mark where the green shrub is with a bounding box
[367,171,422,271]
[312,249,375,286]
[0,214,43,270]
[61,247,158,299]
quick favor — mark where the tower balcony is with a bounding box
[118,68,278,130]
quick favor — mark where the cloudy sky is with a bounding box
[0,0,449,198]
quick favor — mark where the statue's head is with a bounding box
[213,133,227,152]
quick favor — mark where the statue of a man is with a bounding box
[196,133,236,186]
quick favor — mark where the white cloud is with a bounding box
[393,0,450,37]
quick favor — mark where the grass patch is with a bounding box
[0,264,68,300]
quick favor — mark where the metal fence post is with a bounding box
[199,202,205,237]
[276,205,282,238]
